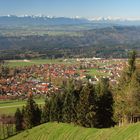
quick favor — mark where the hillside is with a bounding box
[7,122,140,140]
[1,26,140,59]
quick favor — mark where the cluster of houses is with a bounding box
[77,58,127,84]
[0,64,83,98]
[0,58,127,98]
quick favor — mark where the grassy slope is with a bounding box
[7,122,140,140]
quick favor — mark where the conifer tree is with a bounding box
[115,51,140,125]
[15,108,23,131]
[86,83,97,127]
[33,104,41,126]
[41,97,51,123]
[128,51,136,77]
[49,94,58,122]
[23,95,41,129]
[95,78,114,128]
[62,80,74,123]
[55,93,64,123]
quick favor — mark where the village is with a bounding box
[0,58,127,99]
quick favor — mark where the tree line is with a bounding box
[114,51,140,125]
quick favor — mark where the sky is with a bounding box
[0,0,140,19]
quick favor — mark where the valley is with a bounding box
[1,4,140,139]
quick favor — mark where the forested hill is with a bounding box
[1,26,140,59]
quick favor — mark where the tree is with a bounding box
[95,78,114,128]
[86,83,97,127]
[114,50,140,125]
[49,94,58,122]
[128,51,136,77]
[21,106,27,129]
[77,82,96,127]
[23,95,41,129]
[15,108,23,131]
[33,104,41,126]
[62,80,75,123]
[41,97,51,123]
[55,93,64,123]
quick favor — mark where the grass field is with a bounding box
[86,68,109,77]
[6,59,64,67]
[0,99,45,115]
[6,59,77,67]
[7,122,140,140]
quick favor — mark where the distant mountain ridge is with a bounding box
[1,15,140,27]
[0,15,91,26]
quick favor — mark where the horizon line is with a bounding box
[1,14,140,21]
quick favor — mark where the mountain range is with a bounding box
[1,15,140,27]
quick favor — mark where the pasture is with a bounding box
[6,59,77,67]
[0,99,45,115]
[7,122,140,140]
[86,68,108,77]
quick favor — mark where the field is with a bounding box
[0,99,45,115]
[6,59,77,67]
[86,68,109,77]
[7,122,140,140]
[0,25,94,37]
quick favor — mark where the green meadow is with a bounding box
[7,122,140,140]
[0,99,45,115]
[86,68,109,77]
[6,59,77,67]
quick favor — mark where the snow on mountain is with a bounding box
[1,15,140,27]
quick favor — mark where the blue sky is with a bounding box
[0,0,140,19]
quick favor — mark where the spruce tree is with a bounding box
[15,108,23,131]
[128,51,136,77]
[49,94,58,122]
[95,78,114,128]
[62,80,75,123]
[62,91,73,123]
[115,51,140,125]
[86,83,97,127]
[41,97,51,123]
[77,83,96,127]
[55,93,64,123]
[23,95,41,129]
[33,104,41,126]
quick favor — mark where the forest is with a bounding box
[1,26,140,60]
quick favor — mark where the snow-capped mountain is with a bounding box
[0,15,91,27]
[1,15,140,27]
